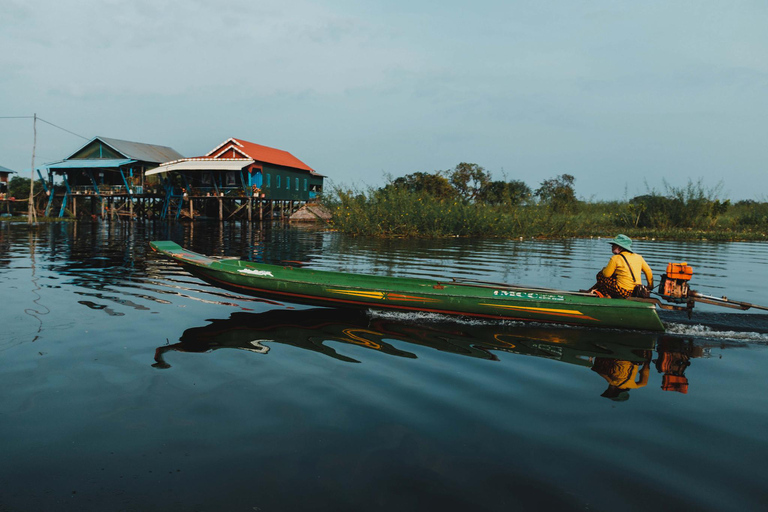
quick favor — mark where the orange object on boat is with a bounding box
[666,262,693,281]
[661,374,689,394]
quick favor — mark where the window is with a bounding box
[276,175,281,188]
[286,176,290,190]
[295,177,299,190]
[303,178,307,191]
[266,174,271,188]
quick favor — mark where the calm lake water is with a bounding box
[2,221,768,511]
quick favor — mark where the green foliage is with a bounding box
[534,174,578,213]
[733,200,768,227]
[479,180,531,206]
[328,185,605,238]
[328,169,765,240]
[448,163,491,202]
[386,171,455,199]
[8,176,36,199]
[627,180,729,229]
[327,186,485,237]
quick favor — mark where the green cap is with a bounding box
[608,234,633,253]
[601,386,630,401]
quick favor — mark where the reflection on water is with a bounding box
[2,221,768,511]
[155,307,732,401]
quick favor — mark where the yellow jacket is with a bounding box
[601,251,653,291]
[596,360,650,389]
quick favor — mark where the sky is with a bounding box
[1,0,767,201]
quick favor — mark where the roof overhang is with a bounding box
[146,158,255,176]
[44,159,137,171]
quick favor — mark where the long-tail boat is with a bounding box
[151,241,670,331]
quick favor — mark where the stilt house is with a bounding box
[146,138,324,201]
[38,136,183,217]
[41,136,184,195]
[0,164,14,198]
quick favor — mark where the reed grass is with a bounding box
[0,216,75,223]
[326,187,768,240]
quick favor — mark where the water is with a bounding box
[2,221,768,511]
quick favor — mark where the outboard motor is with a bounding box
[655,261,768,314]
[658,262,693,303]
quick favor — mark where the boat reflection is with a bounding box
[591,352,651,401]
[654,337,704,395]
[156,308,658,363]
[155,308,718,399]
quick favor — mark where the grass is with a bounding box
[325,187,768,240]
[0,216,76,223]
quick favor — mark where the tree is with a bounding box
[388,171,455,199]
[629,179,730,229]
[479,180,531,206]
[8,176,32,199]
[448,163,491,202]
[535,174,577,213]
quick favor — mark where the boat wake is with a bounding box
[370,309,768,343]
[663,322,768,343]
[659,311,768,342]
[366,309,616,334]
[367,309,528,328]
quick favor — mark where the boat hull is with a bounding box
[150,241,665,331]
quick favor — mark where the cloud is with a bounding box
[2,0,768,199]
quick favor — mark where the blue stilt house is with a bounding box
[40,136,184,216]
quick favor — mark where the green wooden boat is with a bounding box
[150,240,666,331]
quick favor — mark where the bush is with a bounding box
[448,163,491,203]
[479,180,531,206]
[385,172,455,199]
[8,175,44,199]
[535,174,578,213]
[327,171,763,240]
[628,180,729,229]
[734,200,768,227]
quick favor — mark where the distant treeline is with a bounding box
[327,163,768,240]
[5,176,45,199]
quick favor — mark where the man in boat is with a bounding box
[588,234,653,298]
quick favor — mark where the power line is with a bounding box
[0,115,90,140]
[37,117,89,140]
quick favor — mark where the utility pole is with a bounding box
[28,113,38,224]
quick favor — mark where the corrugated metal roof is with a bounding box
[98,137,184,163]
[45,159,136,170]
[66,136,184,164]
[0,164,16,174]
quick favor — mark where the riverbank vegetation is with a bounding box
[326,163,768,240]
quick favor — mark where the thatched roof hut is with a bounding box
[289,203,332,222]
